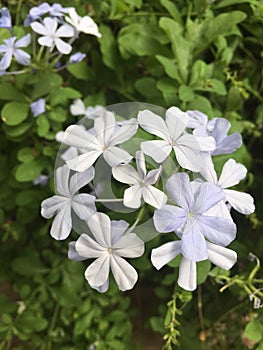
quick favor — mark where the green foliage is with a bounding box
[0,0,263,349]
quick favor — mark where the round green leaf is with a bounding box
[1,102,29,126]
[244,319,263,342]
[15,159,46,182]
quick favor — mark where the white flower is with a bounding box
[63,112,138,172]
[138,107,215,172]
[41,165,96,240]
[151,240,237,291]
[200,158,255,215]
[30,17,74,54]
[65,8,101,37]
[69,212,144,292]
[112,150,167,209]
[70,99,106,119]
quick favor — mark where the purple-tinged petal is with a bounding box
[191,182,225,214]
[166,172,193,210]
[113,233,144,258]
[207,242,237,270]
[181,225,208,262]
[13,49,31,66]
[0,51,12,70]
[15,34,31,48]
[68,241,87,261]
[153,205,188,233]
[186,110,208,129]
[110,220,129,245]
[72,193,96,220]
[213,132,242,155]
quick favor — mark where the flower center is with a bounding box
[107,248,113,255]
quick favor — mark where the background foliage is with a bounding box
[0,0,262,349]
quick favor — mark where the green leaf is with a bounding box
[36,115,50,137]
[49,107,67,122]
[178,85,195,102]
[124,0,142,7]
[0,82,26,101]
[196,79,227,96]
[17,147,35,163]
[159,17,191,82]
[197,260,211,284]
[99,25,123,75]
[189,60,208,86]
[1,102,29,126]
[16,190,39,206]
[31,72,63,100]
[156,55,182,82]
[16,313,48,333]
[50,87,81,106]
[244,319,263,342]
[186,95,213,116]
[135,77,158,97]
[214,0,259,9]
[12,252,48,276]
[15,159,46,182]
[160,0,182,24]
[67,61,91,80]
[2,122,32,138]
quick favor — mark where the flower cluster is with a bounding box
[41,104,255,292]
[0,4,101,74]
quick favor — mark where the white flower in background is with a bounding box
[151,239,237,291]
[70,99,106,119]
[63,112,138,171]
[0,34,31,70]
[41,165,96,240]
[65,8,102,37]
[200,158,255,215]
[112,150,167,209]
[138,107,215,172]
[30,17,74,54]
[68,212,144,292]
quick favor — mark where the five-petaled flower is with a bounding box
[0,34,31,70]
[68,212,145,292]
[63,112,138,171]
[30,17,74,54]
[138,107,215,172]
[65,8,102,37]
[153,172,237,262]
[112,150,167,209]
[41,165,96,240]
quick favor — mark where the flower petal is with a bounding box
[135,150,146,178]
[72,193,96,220]
[41,195,69,219]
[88,212,112,247]
[113,233,144,257]
[110,220,129,245]
[224,189,255,214]
[191,182,225,214]
[108,118,138,146]
[0,51,12,70]
[218,159,247,188]
[153,205,188,233]
[138,110,170,141]
[69,166,95,194]
[165,106,189,140]
[181,224,208,262]
[110,255,138,291]
[56,23,75,38]
[166,172,193,210]
[55,165,70,196]
[207,242,237,270]
[66,150,102,172]
[85,254,110,287]
[68,241,86,261]
[178,257,197,291]
[151,241,182,270]
[63,124,101,149]
[103,146,133,167]
[198,215,236,246]
[94,112,116,145]
[143,185,167,209]
[16,33,31,47]
[54,37,72,54]
[123,185,143,208]
[75,233,106,258]
[112,164,140,185]
[140,140,172,163]
[50,203,72,240]
[30,21,48,35]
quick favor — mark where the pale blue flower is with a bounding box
[153,172,237,262]
[151,239,237,291]
[193,117,242,155]
[30,98,46,117]
[69,52,86,63]
[0,7,12,29]
[24,3,70,26]
[68,212,144,292]
[0,34,31,70]
[33,174,49,186]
